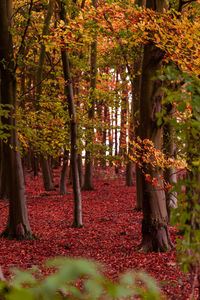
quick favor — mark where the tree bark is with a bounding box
[0,0,33,239]
[139,0,173,251]
[35,0,55,191]
[0,141,9,200]
[59,2,82,228]
[78,153,83,188]
[40,156,54,191]
[163,103,177,218]
[59,149,69,195]
[83,0,97,190]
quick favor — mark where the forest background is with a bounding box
[0,0,200,298]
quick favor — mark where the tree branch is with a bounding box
[19,58,61,98]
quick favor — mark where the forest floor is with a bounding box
[0,167,196,299]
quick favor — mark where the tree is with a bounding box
[0,0,33,240]
[138,0,173,251]
[59,0,82,228]
[35,0,55,191]
[83,0,98,190]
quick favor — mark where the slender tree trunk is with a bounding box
[0,0,32,239]
[126,85,133,186]
[108,108,113,166]
[114,72,119,174]
[164,103,177,218]
[138,0,173,252]
[133,48,143,205]
[59,149,69,195]
[101,105,107,169]
[83,0,97,190]
[119,66,128,161]
[78,153,83,188]
[59,2,82,227]
[35,0,55,191]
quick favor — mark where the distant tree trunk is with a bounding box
[108,108,113,166]
[101,105,107,169]
[126,85,133,186]
[40,156,54,191]
[0,0,33,239]
[164,103,177,218]
[59,2,82,228]
[31,153,39,177]
[114,72,119,174]
[119,66,128,162]
[126,162,133,186]
[35,0,55,191]
[138,0,173,252]
[59,149,69,195]
[83,0,97,190]
[78,153,83,188]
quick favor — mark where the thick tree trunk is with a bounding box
[59,2,82,228]
[0,141,9,200]
[0,0,33,240]
[139,0,173,251]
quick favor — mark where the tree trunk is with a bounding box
[108,108,113,166]
[164,103,177,218]
[119,66,128,162]
[59,2,82,228]
[83,0,97,190]
[139,0,173,251]
[40,156,54,191]
[0,0,32,240]
[125,162,133,185]
[0,141,9,200]
[78,153,83,188]
[101,105,107,169]
[59,149,69,195]
[35,0,55,191]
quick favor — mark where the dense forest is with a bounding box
[0,0,200,298]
